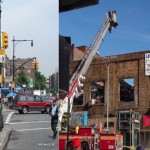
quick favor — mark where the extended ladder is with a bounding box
[59,11,118,128]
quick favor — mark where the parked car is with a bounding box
[13,94,53,114]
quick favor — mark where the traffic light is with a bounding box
[32,61,35,69]
[35,62,39,70]
[2,32,8,49]
[32,60,39,70]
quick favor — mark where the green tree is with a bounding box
[46,87,58,94]
[50,87,58,94]
[15,70,28,87]
[34,70,46,90]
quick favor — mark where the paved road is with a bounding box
[2,108,58,150]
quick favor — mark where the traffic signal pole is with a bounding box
[0,0,1,47]
[15,57,36,73]
[12,36,33,91]
[12,36,15,83]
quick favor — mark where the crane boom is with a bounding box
[59,11,118,126]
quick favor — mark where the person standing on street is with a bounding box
[3,97,8,108]
[49,100,59,139]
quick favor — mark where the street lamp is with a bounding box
[12,36,33,89]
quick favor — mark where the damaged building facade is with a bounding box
[69,45,150,147]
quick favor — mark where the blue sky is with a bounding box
[2,1,58,78]
[60,0,150,57]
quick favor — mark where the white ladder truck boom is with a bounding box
[59,11,118,127]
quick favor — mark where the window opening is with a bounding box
[120,78,134,102]
[73,94,83,106]
[91,80,105,105]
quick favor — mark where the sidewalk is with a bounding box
[0,105,12,150]
[0,126,12,150]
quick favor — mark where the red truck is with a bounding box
[99,131,123,150]
[59,127,123,150]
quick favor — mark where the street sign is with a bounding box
[29,78,33,87]
[145,53,150,76]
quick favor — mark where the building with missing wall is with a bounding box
[69,45,150,148]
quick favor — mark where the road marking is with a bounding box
[5,112,14,124]
[8,120,51,125]
[51,143,56,146]
[17,127,51,132]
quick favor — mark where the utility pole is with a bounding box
[0,0,3,131]
[106,65,110,131]
[0,0,2,46]
[0,0,2,84]
[66,97,70,150]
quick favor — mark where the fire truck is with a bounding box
[59,127,123,150]
[59,11,123,150]
[99,131,123,150]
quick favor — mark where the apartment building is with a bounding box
[4,56,35,87]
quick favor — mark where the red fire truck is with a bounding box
[59,127,123,150]
[59,11,120,150]
[100,131,123,150]
[59,127,97,150]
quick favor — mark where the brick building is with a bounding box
[69,45,150,148]
[4,56,35,87]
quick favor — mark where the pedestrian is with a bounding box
[3,97,8,108]
[49,100,59,139]
[111,10,118,28]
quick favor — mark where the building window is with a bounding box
[120,78,134,102]
[90,80,105,105]
[73,94,83,106]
